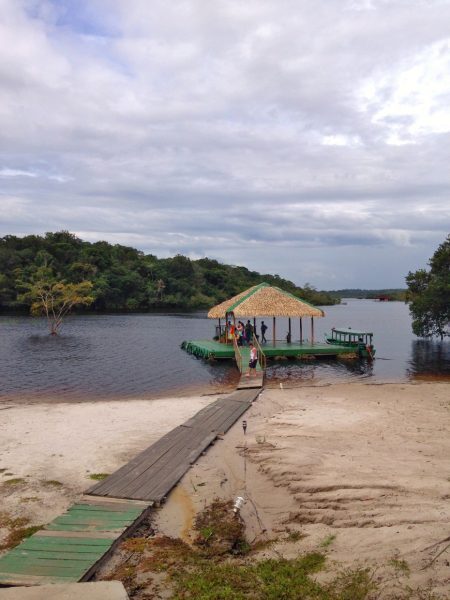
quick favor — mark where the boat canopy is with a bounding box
[331,328,373,336]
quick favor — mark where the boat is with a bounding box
[325,327,375,359]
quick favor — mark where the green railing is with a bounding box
[233,337,243,372]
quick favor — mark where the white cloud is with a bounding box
[0,0,449,287]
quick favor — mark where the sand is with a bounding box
[2,382,450,596]
[0,395,218,537]
[158,382,450,596]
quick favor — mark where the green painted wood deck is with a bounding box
[0,388,262,588]
[0,499,150,587]
[182,339,356,361]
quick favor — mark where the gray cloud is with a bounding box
[1,0,449,288]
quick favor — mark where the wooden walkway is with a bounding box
[87,388,259,502]
[0,388,261,587]
[0,498,151,586]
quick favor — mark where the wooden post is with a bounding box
[273,316,276,346]
[253,317,256,339]
[311,317,314,345]
[288,317,291,343]
[299,318,303,344]
[218,318,221,341]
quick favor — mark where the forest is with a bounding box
[0,231,338,313]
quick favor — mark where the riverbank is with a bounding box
[1,382,449,597]
[0,394,219,547]
[156,381,450,597]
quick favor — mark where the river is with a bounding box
[0,299,448,402]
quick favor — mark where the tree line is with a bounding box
[0,231,338,316]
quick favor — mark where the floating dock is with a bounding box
[181,339,356,361]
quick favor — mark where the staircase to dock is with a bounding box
[233,336,266,389]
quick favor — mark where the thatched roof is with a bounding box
[207,283,325,319]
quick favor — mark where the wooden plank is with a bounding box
[17,537,112,549]
[99,429,195,499]
[45,524,127,533]
[118,433,201,499]
[88,426,191,496]
[215,402,252,434]
[79,495,151,508]
[0,573,75,585]
[7,550,103,562]
[74,501,147,512]
[117,429,217,502]
[15,544,109,555]
[35,531,118,540]
[0,559,91,574]
[188,403,245,433]
[140,431,218,502]
[87,426,187,494]
[52,510,140,522]
[197,403,251,433]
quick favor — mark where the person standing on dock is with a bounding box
[246,343,258,377]
[261,321,268,344]
[237,321,245,346]
[245,320,253,344]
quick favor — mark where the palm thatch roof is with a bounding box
[207,283,325,319]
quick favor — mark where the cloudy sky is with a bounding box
[1,0,449,289]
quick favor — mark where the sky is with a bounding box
[1,0,449,289]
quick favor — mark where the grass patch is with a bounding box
[20,496,40,503]
[320,533,337,548]
[389,557,410,575]
[0,514,44,550]
[41,479,63,487]
[286,530,305,542]
[2,478,25,486]
[109,499,378,600]
[171,553,376,600]
[88,473,110,481]
[0,468,8,474]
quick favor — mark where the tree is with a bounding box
[20,268,94,335]
[406,235,450,340]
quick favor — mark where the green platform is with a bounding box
[0,500,149,586]
[181,339,356,361]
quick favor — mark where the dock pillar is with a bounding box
[288,317,291,343]
[299,318,303,344]
[273,316,276,346]
[311,317,314,345]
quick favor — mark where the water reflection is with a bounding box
[408,339,450,379]
[0,301,448,403]
[265,356,374,386]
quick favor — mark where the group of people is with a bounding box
[224,319,269,377]
[226,320,268,345]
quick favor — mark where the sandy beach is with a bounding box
[158,381,450,596]
[0,394,218,535]
[2,382,450,597]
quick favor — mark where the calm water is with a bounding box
[0,300,449,402]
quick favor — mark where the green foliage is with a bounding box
[0,231,338,313]
[18,264,94,334]
[88,473,110,481]
[406,235,450,339]
[320,533,337,547]
[170,553,376,600]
